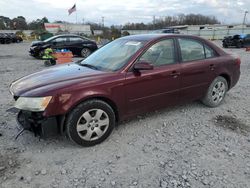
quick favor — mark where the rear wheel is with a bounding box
[81,48,91,58]
[66,100,115,147]
[236,42,243,48]
[202,76,228,107]
[222,43,228,48]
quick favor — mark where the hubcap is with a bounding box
[81,48,91,58]
[76,109,109,141]
[211,81,226,103]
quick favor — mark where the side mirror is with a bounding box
[134,61,153,71]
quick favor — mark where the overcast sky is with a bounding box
[0,0,249,25]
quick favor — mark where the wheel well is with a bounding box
[68,96,119,122]
[90,97,119,122]
[219,74,231,88]
[81,47,91,51]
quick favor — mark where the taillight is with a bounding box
[235,57,241,66]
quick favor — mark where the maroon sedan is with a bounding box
[10,34,240,146]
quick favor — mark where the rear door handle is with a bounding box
[209,64,215,71]
[170,71,180,78]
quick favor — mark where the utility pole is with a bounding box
[153,15,156,29]
[242,10,248,33]
[102,16,105,28]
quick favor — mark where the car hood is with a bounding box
[10,63,110,96]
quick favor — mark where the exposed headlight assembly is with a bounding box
[14,96,52,112]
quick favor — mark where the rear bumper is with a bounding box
[16,110,62,138]
[231,69,240,89]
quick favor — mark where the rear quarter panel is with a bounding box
[214,54,240,89]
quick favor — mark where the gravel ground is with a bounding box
[0,41,250,188]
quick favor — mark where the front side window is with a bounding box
[139,39,175,66]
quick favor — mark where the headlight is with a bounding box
[14,96,52,112]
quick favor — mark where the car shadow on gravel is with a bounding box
[213,115,250,136]
[0,55,13,59]
[117,101,203,129]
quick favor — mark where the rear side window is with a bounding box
[178,38,205,62]
[204,45,216,58]
[70,37,84,42]
[52,37,67,43]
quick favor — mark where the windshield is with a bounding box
[80,39,145,71]
[44,36,57,42]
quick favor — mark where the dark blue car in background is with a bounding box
[223,34,250,48]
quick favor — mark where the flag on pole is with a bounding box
[68,4,76,15]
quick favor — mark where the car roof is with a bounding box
[121,34,226,56]
[121,34,203,41]
[55,34,82,38]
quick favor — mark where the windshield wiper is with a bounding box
[80,63,99,70]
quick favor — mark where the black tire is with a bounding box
[222,43,228,48]
[236,42,243,48]
[202,76,228,107]
[38,50,45,59]
[44,60,51,66]
[81,48,91,58]
[66,100,115,147]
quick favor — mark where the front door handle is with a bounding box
[170,71,180,78]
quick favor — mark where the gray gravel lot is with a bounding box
[0,41,250,188]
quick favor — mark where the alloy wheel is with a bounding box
[211,81,226,104]
[81,48,91,58]
[76,109,109,141]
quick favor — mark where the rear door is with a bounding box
[177,37,217,102]
[65,37,84,54]
[124,38,181,115]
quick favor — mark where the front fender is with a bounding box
[43,85,125,118]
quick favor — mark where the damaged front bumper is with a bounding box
[16,110,64,139]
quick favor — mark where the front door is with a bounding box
[124,39,181,116]
[50,37,67,50]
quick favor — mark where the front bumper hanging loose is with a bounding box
[16,110,60,139]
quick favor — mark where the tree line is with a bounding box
[0,16,49,30]
[0,13,220,31]
[122,14,220,30]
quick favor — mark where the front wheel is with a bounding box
[66,100,115,147]
[202,76,228,107]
